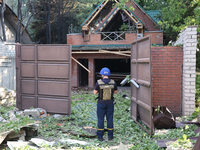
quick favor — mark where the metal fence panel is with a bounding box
[130,35,154,135]
[16,44,71,115]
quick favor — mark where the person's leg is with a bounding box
[97,103,106,139]
[106,103,114,139]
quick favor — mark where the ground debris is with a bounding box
[0,122,39,145]
[153,106,176,129]
[7,141,38,150]
[0,87,16,107]
[7,138,89,150]
[60,123,97,138]
[118,142,128,150]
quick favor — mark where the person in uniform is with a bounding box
[94,67,118,141]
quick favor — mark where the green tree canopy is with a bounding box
[158,0,199,41]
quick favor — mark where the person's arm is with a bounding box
[114,90,117,94]
[94,90,98,95]
[114,80,118,94]
[94,82,99,95]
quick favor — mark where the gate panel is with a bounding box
[21,63,35,77]
[22,96,36,109]
[38,97,70,114]
[21,80,36,94]
[21,46,35,61]
[16,44,71,115]
[38,64,70,78]
[131,35,153,135]
[38,81,69,96]
[38,46,70,61]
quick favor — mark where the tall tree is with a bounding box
[158,0,199,41]
[30,0,101,44]
[15,0,36,43]
[0,0,6,41]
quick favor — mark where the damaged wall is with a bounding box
[67,32,163,46]
[174,25,198,116]
[152,46,183,116]
[71,47,183,116]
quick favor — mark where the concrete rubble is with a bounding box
[0,87,16,106]
[7,138,89,150]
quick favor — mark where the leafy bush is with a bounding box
[196,75,200,107]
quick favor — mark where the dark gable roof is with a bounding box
[81,0,159,32]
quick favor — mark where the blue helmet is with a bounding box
[100,67,110,76]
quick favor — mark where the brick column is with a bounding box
[88,58,94,88]
[175,25,197,116]
[71,58,78,87]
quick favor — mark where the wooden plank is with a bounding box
[114,0,138,24]
[99,50,131,57]
[72,51,131,54]
[71,57,90,73]
[87,0,109,26]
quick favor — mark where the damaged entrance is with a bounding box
[78,59,88,86]
[95,58,130,86]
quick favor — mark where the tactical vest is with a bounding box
[97,79,115,100]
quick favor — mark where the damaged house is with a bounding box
[67,0,163,88]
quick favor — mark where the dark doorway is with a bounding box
[78,59,88,86]
[95,59,130,86]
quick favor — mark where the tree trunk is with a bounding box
[44,2,48,44]
[16,0,21,43]
[48,0,51,44]
[56,0,61,44]
[0,0,6,41]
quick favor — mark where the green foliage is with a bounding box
[111,0,134,11]
[135,0,168,11]
[196,50,200,70]
[119,23,134,31]
[196,75,200,106]
[0,115,34,133]
[38,116,66,139]
[166,134,196,149]
[153,124,198,140]
[39,89,164,149]
[158,0,200,41]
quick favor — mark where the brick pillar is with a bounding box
[71,58,78,87]
[88,58,94,88]
[175,25,197,116]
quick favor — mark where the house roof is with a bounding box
[131,0,158,25]
[72,43,163,50]
[146,10,161,24]
[72,44,131,50]
[81,0,160,32]
[1,2,32,43]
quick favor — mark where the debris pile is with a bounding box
[153,106,176,129]
[0,87,16,106]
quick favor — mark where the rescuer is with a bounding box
[93,67,118,141]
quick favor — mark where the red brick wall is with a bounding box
[152,46,183,116]
[67,32,163,45]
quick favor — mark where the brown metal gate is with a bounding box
[16,44,71,115]
[130,35,154,135]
